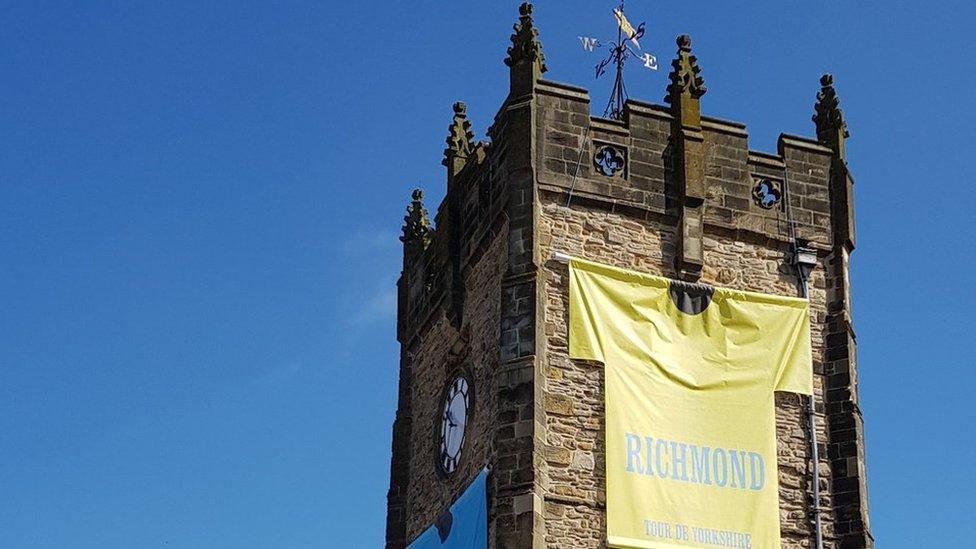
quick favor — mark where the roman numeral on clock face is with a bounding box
[441,451,457,473]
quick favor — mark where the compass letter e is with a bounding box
[641,53,658,70]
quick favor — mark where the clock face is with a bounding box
[438,376,470,475]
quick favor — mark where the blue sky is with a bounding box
[1,1,972,547]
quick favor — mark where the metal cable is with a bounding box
[565,125,592,210]
[782,167,825,549]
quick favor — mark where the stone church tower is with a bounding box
[386,3,871,548]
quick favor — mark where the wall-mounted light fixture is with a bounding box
[791,241,818,281]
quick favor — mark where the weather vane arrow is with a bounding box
[578,1,657,119]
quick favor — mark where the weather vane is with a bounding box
[578,1,658,120]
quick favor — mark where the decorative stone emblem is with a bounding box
[751,178,782,209]
[594,144,625,177]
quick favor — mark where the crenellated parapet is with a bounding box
[396,104,502,348]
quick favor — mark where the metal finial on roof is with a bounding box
[577,2,659,120]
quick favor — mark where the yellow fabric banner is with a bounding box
[568,258,813,549]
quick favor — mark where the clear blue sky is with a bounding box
[1,1,972,547]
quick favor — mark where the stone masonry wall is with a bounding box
[388,66,868,547]
[533,79,839,548]
[402,216,508,543]
[538,199,833,548]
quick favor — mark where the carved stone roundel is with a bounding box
[752,178,782,209]
[594,145,625,177]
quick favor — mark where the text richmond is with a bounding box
[624,433,766,491]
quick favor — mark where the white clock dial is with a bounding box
[439,376,470,475]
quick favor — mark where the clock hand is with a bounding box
[444,422,454,452]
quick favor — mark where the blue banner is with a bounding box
[407,469,487,549]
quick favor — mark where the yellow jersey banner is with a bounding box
[567,258,813,549]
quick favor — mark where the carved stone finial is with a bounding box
[505,2,547,74]
[400,189,431,255]
[665,35,706,104]
[665,35,707,281]
[813,74,849,156]
[443,101,474,170]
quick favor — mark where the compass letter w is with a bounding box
[578,36,600,52]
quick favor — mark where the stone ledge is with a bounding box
[702,115,749,137]
[624,99,672,121]
[536,79,591,102]
[537,181,656,216]
[505,95,534,113]
[779,133,833,155]
[544,493,606,510]
[748,150,787,171]
[589,117,630,137]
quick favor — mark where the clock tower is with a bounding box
[385,4,872,548]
